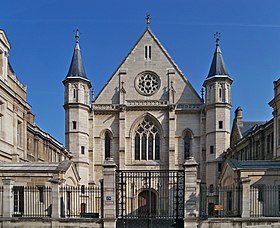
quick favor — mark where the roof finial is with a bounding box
[75,28,79,43]
[146,13,151,28]
[214,32,221,46]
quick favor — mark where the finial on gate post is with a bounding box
[146,13,151,28]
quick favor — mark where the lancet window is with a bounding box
[135,117,160,160]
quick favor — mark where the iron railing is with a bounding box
[116,170,185,219]
[60,185,102,218]
[12,186,52,217]
[200,184,242,218]
[250,185,280,217]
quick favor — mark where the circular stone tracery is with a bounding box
[135,71,160,95]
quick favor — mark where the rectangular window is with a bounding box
[17,121,22,147]
[81,146,85,154]
[210,145,214,154]
[144,45,151,60]
[13,186,24,215]
[37,186,44,203]
[219,121,223,129]
[72,121,76,129]
[81,185,85,194]
[218,162,222,172]
[73,89,76,99]
[209,184,214,193]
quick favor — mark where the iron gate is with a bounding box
[116,170,184,228]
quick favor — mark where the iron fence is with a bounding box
[12,186,52,217]
[60,185,102,218]
[250,185,280,217]
[200,184,242,218]
[116,170,184,219]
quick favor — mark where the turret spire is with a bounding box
[206,32,229,79]
[66,28,87,79]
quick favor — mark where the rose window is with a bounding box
[135,71,160,95]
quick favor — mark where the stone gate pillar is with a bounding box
[50,179,61,219]
[2,179,14,218]
[183,157,199,228]
[241,177,250,218]
[103,158,117,228]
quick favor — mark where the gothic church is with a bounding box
[63,21,232,187]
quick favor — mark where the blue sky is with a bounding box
[1,1,280,143]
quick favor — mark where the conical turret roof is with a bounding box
[66,29,87,79]
[207,36,229,79]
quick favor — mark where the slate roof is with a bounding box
[207,44,230,79]
[66,42,87,79]
[239,121,266,137]
[228,159,280,170]
[0,160,72,172]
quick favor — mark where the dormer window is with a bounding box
[144,45,151,60]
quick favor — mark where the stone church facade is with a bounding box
[63,25,232,188]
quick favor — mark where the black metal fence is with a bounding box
[60,185,102,218]
[116,170,185,228]
[200,184,242,218]
[250,185,280,217]
[12,186,52,217]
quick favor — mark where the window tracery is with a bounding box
[135,117,160,160]
[135,71,160,96]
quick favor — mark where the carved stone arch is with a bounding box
[129,113,163,138]
[182,128,194,138]
[100,128,113,139]
[136,187,158,216]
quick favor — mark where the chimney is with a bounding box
[235,106,243,127]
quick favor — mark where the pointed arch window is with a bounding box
[135,117,160,160]
[183,131,192,160]
[105,131,111,159]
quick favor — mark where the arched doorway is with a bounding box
[138,190,157,217]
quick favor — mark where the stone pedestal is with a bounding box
[103,158,117,228]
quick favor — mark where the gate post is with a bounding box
[103,158,117,228]
[241,177,250,218]
[50,178,61,219]
[183,157,199,227]
[2,178,14,218]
